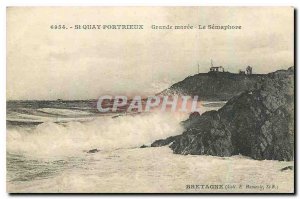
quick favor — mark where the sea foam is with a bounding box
[7,112,186,157]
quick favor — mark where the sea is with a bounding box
[6,100,294,193]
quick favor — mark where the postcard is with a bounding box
[6,7,294,193]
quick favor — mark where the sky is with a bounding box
[7,7,294,100]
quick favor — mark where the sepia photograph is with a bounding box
[6,6,295,193]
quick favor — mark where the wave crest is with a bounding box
[7,113,186,157]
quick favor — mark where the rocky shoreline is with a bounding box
[152,67,294,161]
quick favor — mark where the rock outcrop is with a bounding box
[153,67,294,161]
[151,135,181,147]
[280,166,293,171]
[87,148,100,153]
[159,72,267,101]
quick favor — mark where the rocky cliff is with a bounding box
[160,72,267,101]
[153,67,294,161]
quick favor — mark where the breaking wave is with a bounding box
[37,108,93,116]
[7,112,186,157]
